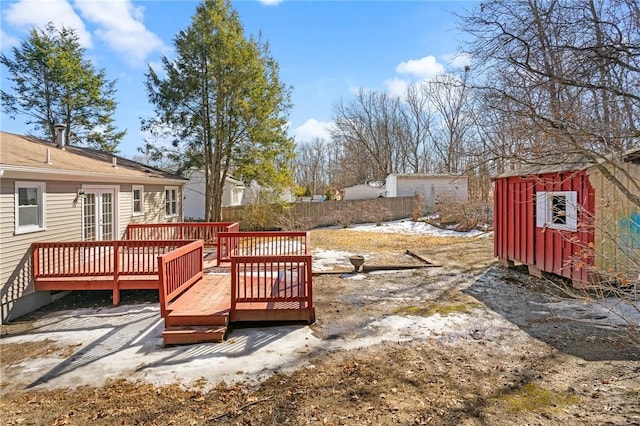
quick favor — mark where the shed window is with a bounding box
[551,195,567,225]
[15,181,46,234]
[536,191,578,231]
[132,185,144,216]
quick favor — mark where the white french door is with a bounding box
[82,187,117,241]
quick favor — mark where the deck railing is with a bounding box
[217,231,310,265]
[230,254,314,321]
[125,222,239,247]
[226,232,313,322]
[157,240,204,318]
[33,240,192,278]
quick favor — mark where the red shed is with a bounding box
[494,150,640,287]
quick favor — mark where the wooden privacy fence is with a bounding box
[125,222,239,246]
[32,239,194,304]
[157,240,204,318]
[216,231,310,265]
[221,196,418,230]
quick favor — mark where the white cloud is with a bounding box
[258,0,284,5]
[396,55,445,80]
[384,77,409,98]
[292,119,334,143]
[74,0,166,67]
[0,29,20,51]
[4,0,92,47]
[442,52,471,69]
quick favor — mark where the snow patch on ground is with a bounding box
[347,219,488,238]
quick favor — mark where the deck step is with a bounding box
[165,312,229,327]
[163,325,227,345]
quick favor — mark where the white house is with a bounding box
[243,181,295,204]
[183,169,245,220]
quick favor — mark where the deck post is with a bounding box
[306,256,315,323]
[230,257,237,322]
[32,244,40,281]
[113,241,120,305]
[157,254,168,318]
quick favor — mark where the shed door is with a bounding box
[82,188,115,241]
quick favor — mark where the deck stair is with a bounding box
[162,325,228,345]
[160,270,232,345]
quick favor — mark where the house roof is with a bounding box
[0,131,187,184]
[342,183,386,191]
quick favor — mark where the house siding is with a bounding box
[1,179,183,324]
[342,184,386,200]
[394,176,468,206]
[1,179,84,323]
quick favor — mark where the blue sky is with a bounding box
[1,0,477,158]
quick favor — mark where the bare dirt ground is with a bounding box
[1,228,639,425]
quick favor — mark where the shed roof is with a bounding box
[496,147,640,178]
[0,131,186,183]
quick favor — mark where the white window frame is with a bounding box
[232,188,243,205]
[132,185,144,216]
[536,190,578,231]
[81,185,120,241]
[14,181,46,235]
[165,186,178,217]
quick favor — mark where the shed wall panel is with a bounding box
[494,170,594,284]
[589,159,640,278]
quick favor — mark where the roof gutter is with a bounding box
[0,164,187,185]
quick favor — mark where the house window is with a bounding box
[165,186,178,217]
[15,181,46,234]
[232,188,242,205]
[132,185,144,216]
[536,191,578,231]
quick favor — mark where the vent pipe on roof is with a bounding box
[54,124,66,150]
[45,148,52,165]
[112,157,118,168]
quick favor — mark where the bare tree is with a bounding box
[460,0,640,205]
[295,137,329,196]
[421,70,475,174]
[332,90,405,183]
[399,83,435,173]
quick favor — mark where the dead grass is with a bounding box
[395,289,483,317]
[0,340,79,366]
[492,383,580,413]
[310,228,471,253]
[1,229,638,426]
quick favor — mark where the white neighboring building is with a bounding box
[341,174,468,204]
[243,181,295,204]
[385,173,468,205]
[183,169,245,220]
[341,183,387,200]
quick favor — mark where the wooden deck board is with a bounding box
[168,274,231,315]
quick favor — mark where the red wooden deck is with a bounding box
[32,225,315,346]
[161,273,313,345]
